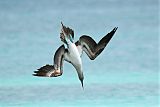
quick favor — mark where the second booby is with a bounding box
[33,22,118,88]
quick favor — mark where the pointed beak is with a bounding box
[80,79,84,90]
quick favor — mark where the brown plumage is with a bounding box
[76,27,118,60]
[33,23,118,88]
[60,22,74,44]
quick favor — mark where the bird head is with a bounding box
[60,22,74,44]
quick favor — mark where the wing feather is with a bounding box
[76,27,118,60]
[33,45,66,77]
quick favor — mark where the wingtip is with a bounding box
[32,73,37,76]
[32,73,47,77]
[114,27,118,32]
[61,21,64,27]
[34,71,38,73]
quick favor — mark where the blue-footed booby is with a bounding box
[33,22,118,88]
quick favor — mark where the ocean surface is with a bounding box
[0,0,159,107]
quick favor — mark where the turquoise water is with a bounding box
[0,0,159,106]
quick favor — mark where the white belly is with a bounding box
[64,43,83,78]
[65,43,82,66]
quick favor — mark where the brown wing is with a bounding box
[76,27,118,60]
[33,45,66,77]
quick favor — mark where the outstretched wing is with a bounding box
[75,27,118,60]
[33,45,66,77]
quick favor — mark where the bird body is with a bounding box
[65,42,83,85]
[33,22,118,88]
[67,42,82,66]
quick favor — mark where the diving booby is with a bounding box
[33,22,118,88]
